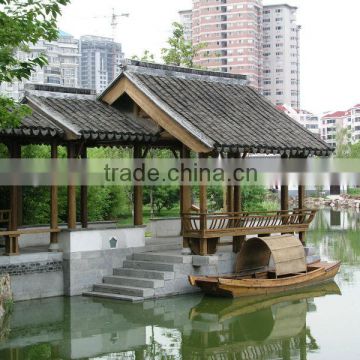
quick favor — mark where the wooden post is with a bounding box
[180,145,192,249]
[199,153,208,255]
[49,143,59,252]
[298,185,306,244]
[233,153,245,252]
[133,145,143,226]
[6,143,21,255]
[281,185,289,211]
[80,145,88,229]
[226,185,234,212]
[67,143,77,229]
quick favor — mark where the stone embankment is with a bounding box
[304,195,360,209]
[0,274,13,340]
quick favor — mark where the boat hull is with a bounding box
[189,261,341,298]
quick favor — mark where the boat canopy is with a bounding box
[236,235,307,277]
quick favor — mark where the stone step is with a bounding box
[114,268,174,280]
[83,291,143,302]
[132,252,191,264]
[103,276,164,289]
[123,260,176,272]
[144,243,182,252]
[145,237,182,245]
[93,283,155,298]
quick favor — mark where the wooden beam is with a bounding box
[102,77,212,153]
[180,145,192,249]
[6,143,21,255]
[67,143,77,229]
[133,145,143,226]
[49,143,59,251]
[80,145,88,229]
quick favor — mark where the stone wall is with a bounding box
[0,253,64,301]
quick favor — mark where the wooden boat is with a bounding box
[189,235,341,298]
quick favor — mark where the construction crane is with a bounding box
[92,8,129,41]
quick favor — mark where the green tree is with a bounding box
[161,22,207,67]
[349,142,360,158]
[143,186,180,216]
[335,127,351,158]
[0,0,70,128]
[131,50,155,62]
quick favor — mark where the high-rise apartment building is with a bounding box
[0,31,80,100]
[179,10,193,42]
[190,0,263,90]
[80,35,124,94]
[262,4,300,109]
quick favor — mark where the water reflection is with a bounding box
[0,283,341,360]
[0,208,357,360]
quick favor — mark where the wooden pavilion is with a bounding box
[0,60,333,256]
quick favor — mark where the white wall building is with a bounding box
[179,9,193,42]
[276,104,320,136]
[0,31,80,100]
[262,4,300,109]
[320,105,360,148]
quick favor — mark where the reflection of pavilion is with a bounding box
[183,282,340,360]
[0,282,340,359]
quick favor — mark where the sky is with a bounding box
[58,0,360,114]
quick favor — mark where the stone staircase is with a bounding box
[83,251,194,302]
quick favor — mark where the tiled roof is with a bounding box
[323,111,347,118]
[0,107,62,138]
[27,95,159,142]
[1,92,159,143]
[112,61,333,156]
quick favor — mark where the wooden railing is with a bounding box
[183,209,317,239]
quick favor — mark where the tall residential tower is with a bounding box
[191,0,263,90]
[80,35,124,94]
[262,4,300,109]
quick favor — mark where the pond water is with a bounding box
[0,208,359,360]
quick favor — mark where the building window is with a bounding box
[276,90,283,95]
[276,26,282,30]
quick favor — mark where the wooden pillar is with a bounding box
[233,153,245,253]
[226,185,234,212]
[67,143,77,229]
[6,143,21,255]
[199,153,208,255]
[281,185,289,211]
[49,143,59,252]
[180,145,192,249]
[298,185,306,244]
[133,145,143,226]
[80,145,88,228]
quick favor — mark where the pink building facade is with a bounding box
[192,0,263,90]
